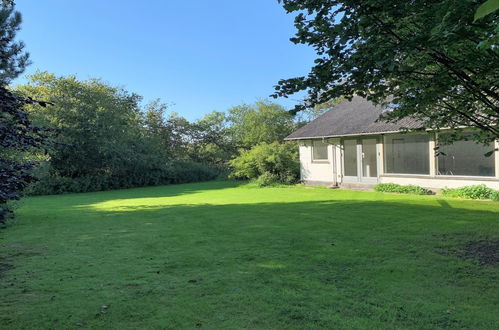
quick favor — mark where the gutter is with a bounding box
[283,126,472,141]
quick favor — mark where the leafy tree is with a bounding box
[273,0,499,143]
[143,99,179,161]
[228,100,296,148]
[16,72,160,178]
[189,111,236,164]
[229,142,299,186]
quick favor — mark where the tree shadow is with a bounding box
[6,195,499,328]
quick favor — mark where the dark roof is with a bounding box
[285,96,422,140]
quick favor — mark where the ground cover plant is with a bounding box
[1,181,498,329]
[441,184,499,201]
[374,183,432,195]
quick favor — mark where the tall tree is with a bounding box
[0,1,49,223]
[273,0,499,143]
[228,100,296,148]
[16,72,158,178]
[0,0,29,84]
[190,111,236,164]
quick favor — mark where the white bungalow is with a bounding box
[285,97,499,190]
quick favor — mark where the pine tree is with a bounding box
[0,0,50,223]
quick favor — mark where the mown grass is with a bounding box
[1,181,498,329]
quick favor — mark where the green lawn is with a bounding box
[1,181,498,329]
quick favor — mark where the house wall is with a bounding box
[379,176,499,190]
[298,140,336,185]
[297,135,499,190]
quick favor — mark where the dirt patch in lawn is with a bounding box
[461,239,499,266]
[434,235,499,267]
[0,262,14,278]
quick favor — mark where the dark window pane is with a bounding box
[385,134,429,174]
[438,135,495,177]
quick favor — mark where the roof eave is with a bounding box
[283,127,448,141]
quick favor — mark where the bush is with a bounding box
[229,142,299,186]
[441,184,499,201]
[26,161,220,196]
[168,161,220,184]
[252,172,279,187]
[374,183,432,195]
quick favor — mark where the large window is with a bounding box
[343,139,357,176]
[312,140,328,161]
[437,135,495,177]
[384,134,429,174]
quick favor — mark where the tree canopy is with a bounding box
[0,1,50,223]
[227,100,296,148]
[273,0,499,143]
[0,0,29,85]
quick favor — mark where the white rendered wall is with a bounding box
[380,176,499,190]
[298,140,335,184]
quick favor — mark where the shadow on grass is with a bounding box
[5,193,499,329]
[72,197,499,237]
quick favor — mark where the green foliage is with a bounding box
[168,161,220,184]
[13,72,231,195]
[0,1,30,84]
[441,184,499,201]
[227,101,296,149]
[16,72,154,178]
[230,142,299,186]
[274,0,499,143]
[474,0,499,21]
[188,111,236,165]
[374,183,432,195]
[253,172,281,187]
[27,161,219,196]
[14,70,303,195]
[0,2,50,223]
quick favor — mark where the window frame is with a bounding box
[383,132,431,176]
[311,139,329,163]
[435,133,496,178]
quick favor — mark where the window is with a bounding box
[312,140,328,161]
[343,139,357,176]
[437,135,495,177]
[384,134,429,174]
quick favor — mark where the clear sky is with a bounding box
[14,0,317,121]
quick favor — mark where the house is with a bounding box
[285,96,499,189]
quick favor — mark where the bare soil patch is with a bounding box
[462,239,499,266]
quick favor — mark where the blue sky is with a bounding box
[14,0,317,120]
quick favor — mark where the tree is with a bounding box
[0,0,29,84]
[228,100,296,148]
[229,141,299,186]
[16,72,160,178]
[273,0,499,143]
[0,87,51,223]
[0,1,50,223]
[189,111,236,164]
